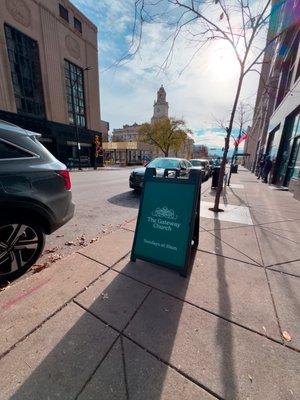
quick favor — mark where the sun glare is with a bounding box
[208,43,239,81]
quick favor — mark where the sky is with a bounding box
[72,0,263,153]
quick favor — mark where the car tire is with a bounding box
[0,220,45,282]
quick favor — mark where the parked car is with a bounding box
[129,157,192,190]
[189,159,211,180]
[0,120,75,282]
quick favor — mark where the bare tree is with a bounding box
[227,102,252,185]
[129,0,292,211]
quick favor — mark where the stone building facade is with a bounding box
[0,0,106,166]
[112,123,140,142]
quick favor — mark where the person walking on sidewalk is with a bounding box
[257,155,265,180]
[262,155,272,183]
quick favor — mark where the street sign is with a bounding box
[131,168,201,277]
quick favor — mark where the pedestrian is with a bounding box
[262,155,272,183]
[257,155,265,180]
[214,157,221,166]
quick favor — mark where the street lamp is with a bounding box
[70,66,93,170]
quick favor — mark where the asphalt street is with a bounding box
[31,167,211,274]
[38,167,139,266]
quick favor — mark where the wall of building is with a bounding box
[112,123,141,142]
[0,0,101,131]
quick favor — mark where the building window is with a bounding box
[74,17,82,33]
[64,60,86,127]
[296,56,300,82]
[275,31,300,108]
[4,25,45,117]
[59,4,69,22]
[266,126,281,162]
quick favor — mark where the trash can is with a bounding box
[231,164,238,173]
[211,166,220,189]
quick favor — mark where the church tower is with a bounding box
[151,85,169,124]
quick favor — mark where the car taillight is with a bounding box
[57,170,71,190]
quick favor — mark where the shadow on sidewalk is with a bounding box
[107,190,140,209]
[226,187,248,207]
[214,218,237,399]
[11,259,190,399]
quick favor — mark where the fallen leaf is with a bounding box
[282,331,292,341]
[65,241,75,246]
[247,374,253,383]
[32,262,49,273]
[90,238,97,243]
[44,247,58,254]
[101,292,109,300]
[262,326,266,334]
[56,234,64,238]
[48,254,62,263]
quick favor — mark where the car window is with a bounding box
[0,140,33,160]
[147,158,180,169]
[190,160,201,166]
[186,160,192,168]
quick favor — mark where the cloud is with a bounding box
[72,0,260,139]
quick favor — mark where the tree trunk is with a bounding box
[227,144,238,186]
[211,71,244,212]
[227,119,244,186]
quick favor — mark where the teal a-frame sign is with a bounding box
[131,168,201,277]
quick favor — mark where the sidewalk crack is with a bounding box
[121,335,130,400]
[248,189,284,344]
[201,227,263,267]
[73,287,152,399]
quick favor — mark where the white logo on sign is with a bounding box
[152,206,178,220]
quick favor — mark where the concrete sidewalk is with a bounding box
[0,169,299,399]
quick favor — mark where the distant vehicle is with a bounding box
[0,120,75,282]
[190,159,211,180]
[129,157,192,190]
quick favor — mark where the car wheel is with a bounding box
[0,221,45,282]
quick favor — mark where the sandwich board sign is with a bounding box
[131,168,201,277]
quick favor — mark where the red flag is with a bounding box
[236,133,248,146]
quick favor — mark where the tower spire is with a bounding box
[151,84,169,124]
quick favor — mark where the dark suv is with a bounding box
[0,120,74,281]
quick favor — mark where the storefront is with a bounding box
[269,108,300,195]
[0,110,102,168]
[103,141,152,165]
[266,125,282,162]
